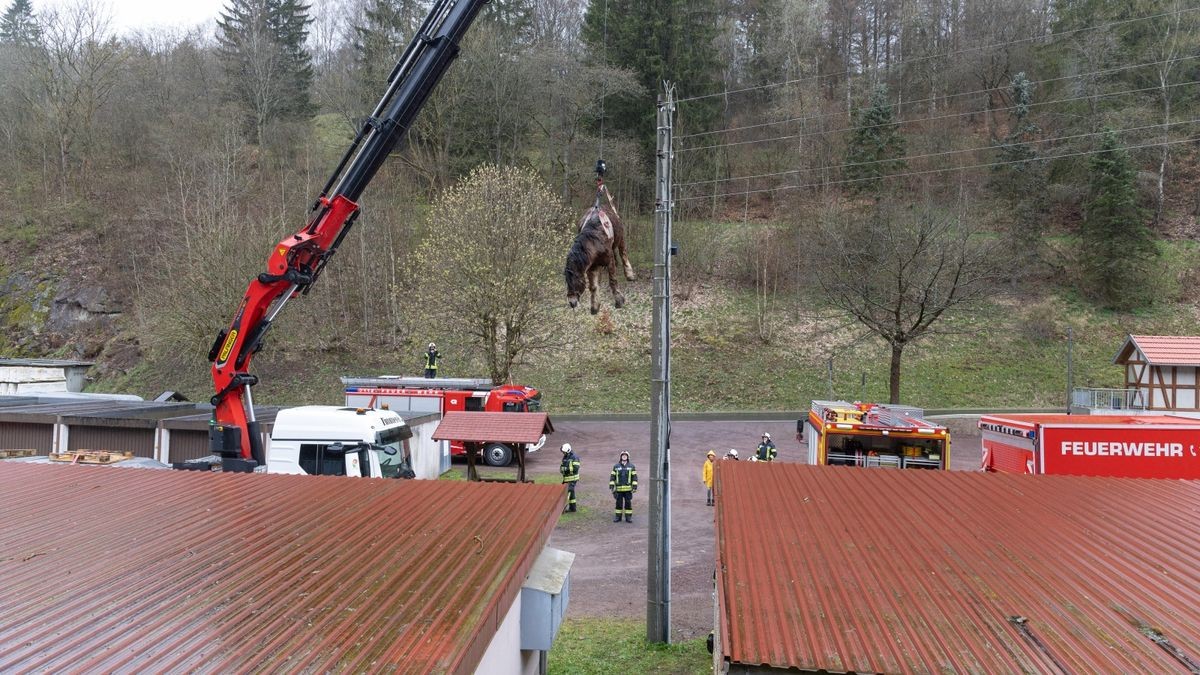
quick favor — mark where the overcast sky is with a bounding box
[34,0,230,35]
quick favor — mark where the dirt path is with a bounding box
[515,419,983,641]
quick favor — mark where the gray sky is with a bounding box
[35,0,230,35]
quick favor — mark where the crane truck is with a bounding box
[203,0,489,473]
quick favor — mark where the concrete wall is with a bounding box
[0,381,68,395]
[0,365,90,394]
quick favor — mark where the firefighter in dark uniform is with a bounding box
[756,432,777,462]
[609,450,638,522]
[424,342,439,378]
[560,443,581,512]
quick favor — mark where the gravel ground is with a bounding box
[510,419,984,641]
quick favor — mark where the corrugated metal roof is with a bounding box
[1117,335,1200,365]
[0,463,564,672]
[716,462,1200,673]
[433,412,553,443]
[982,413,1199,427]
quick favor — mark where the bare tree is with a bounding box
[16,0,121,190]
[813,203,1000,403]
[413,164,572,382]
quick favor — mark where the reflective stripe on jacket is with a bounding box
[561,453,581,482]
[756,441,777,461]
[609,463,637,492]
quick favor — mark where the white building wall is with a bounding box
[1178,368,1196,386]
[1177,389,1196,409]
[406,418,449,479]
[474,594,539,675]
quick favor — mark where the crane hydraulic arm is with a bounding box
[207,0,488,471]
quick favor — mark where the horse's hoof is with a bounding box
[590,306,599,315]
[625,272,637,281]
[614,295,626,309]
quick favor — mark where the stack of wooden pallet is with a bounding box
[48,450,135,465]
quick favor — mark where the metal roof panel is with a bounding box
[716,462,1200,672]
[0,463,564,672]
[433,412,553,443]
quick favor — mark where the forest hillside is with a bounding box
[1,0,1197,411]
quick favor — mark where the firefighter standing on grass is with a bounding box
[560,443,581,512]
[609,451,638,523]
[756,432,777,462]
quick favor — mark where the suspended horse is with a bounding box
[564,168,636,313]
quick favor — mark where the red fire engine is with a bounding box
[342,376,544,466]
[979,413,1200,478]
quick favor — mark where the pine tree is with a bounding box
[216,0,315,145]
[1080,129,1158,310]
[0,0,40,46]
[353,0,422,104]
[844,84,906,194]
[580,0,721,162]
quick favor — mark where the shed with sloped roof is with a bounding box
[0,462,571,673]
[714,461,1200,673]
[1114,334,1200,412]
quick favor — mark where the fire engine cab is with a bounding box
[342,376,544,466]
[798,400,950,470]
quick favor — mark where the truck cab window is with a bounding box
[376,427,414,478]
[299,444,348,476]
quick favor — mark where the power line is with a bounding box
[674,136,1200,203]
[677,54,1200,141]
[676,79,1199,155]
[677,118,1200,189]
[676,6,1200,104]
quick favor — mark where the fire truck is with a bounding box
[202,0,490,472]
[979,413,1200,478]
[342,376,544,466]
[797,400,950,469]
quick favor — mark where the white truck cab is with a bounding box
[267,406,414,478]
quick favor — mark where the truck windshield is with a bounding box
[526,392,541,411]
[376,425,414,478]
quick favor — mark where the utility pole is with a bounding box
[648,82,675,644]
[1066,326,1074,413]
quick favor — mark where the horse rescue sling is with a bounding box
[585,206,615,242]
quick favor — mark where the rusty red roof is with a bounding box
[715,462,1200,672]
[1116,334,1200,365]
[433,411,553,443]
[0,463,564,672]
[981,413,1199,428]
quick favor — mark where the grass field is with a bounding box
[548,618,711,674]
[93,237,1200,414]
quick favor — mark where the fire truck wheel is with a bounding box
[483,443,513,467]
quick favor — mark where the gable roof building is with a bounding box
[1113,334,1200,413]
[714,461,1200,673]
[0,463,569,673]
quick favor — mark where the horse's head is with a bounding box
[564,216,598,308]
[564,264,584,308]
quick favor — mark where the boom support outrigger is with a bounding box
[207,0,488,471]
